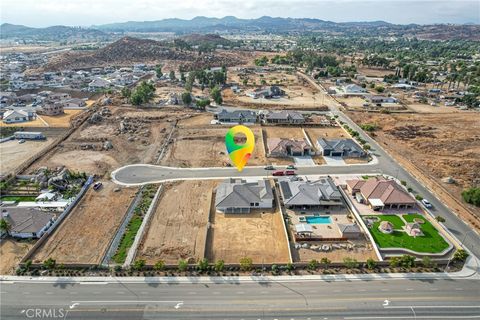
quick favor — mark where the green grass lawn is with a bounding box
[366,214,449,253]
[0,195,37,202]
[365,215,405,229]
[112,214,143,264]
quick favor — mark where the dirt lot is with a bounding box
[31,181,137,264]
[29,106,187,176]
[137,180,216,264]
[293,240,378,263]
[357,67,396,77]
[347,111,480,230]
[304,127,349,144]
[161,126,266,167]
[0,129,65,175]
[206,204,290,264]
[0,239,34,275]
[264,127,305,139]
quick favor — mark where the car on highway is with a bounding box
[264,165,275,170]
[285,170,296,175]
[422,199,433,208]
[286,165,297,170]
[272,170,285,176]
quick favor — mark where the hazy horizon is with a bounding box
[0,0,478,28]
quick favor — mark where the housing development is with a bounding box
[0,5,479,320]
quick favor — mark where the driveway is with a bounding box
[293,156,315,166]
[323,156,346,166]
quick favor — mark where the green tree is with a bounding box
[181,92,192,105]
[196,99,210,110]
[210,86,223,105]
[375,85,385,93]
[178,259,188,272]
[242,78,248,86]
[155,65,163,78]
[0,218,11,235]
[121,87,131,98]
[389,257,400,268]
[239,257,253,271]
[153,260,165,271]
[130,81,155,106]
[285,262,294,272]
[435,216,446,223]
[462,187,480,206]
[399,255,415,268]
[215,259,225,272]
[169,70,176,81]
[421,256,434,268]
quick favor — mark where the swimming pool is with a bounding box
[305,216,332,224]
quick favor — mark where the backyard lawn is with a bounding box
[365,214,450,253]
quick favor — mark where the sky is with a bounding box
[0,0,478,27]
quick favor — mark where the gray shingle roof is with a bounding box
[215,179,273,208]
[279,177,342,206]
[1,207,54,234]
[317,138,364,154]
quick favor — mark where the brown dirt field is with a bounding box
[293,241,378,263]
[357,67,395,77]
[305,127,349,143]
[29,106,182,176]
[137,180,216,264]
[31,181,137,264]
[0,239,34,275]
[41,110,84,127]
[347,111,480,230]
[207,204,290,264]
[344,158,370,164]
[264,127,305,139]
[177,113,213,128]
[161,126,266,167]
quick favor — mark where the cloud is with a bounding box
[0,0,478,27]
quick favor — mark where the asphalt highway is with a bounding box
[1,278,479,319]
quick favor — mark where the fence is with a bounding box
[20,175,94,264]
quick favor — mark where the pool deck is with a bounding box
[287,207,352,238]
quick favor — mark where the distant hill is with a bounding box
[178,34,234,47]
[38,36,248,71]
[0,23,107,41]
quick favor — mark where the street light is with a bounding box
[444,230,475,272]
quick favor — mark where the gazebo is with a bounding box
[379,221,394,234]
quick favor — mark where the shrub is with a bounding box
[215,260,225,272]
[435,216,446,223]
[178,259,188,272]
[453,249,469,262]
[132,259,146,271]
[399,255,415,268]
[285,262,294,272]
[154,260,165,271]
[343,258,359,269]
[271,264,279,274]
[320,257,331,268]
[307,259,319,270]
[462,187,480,206]
[239,257,253,271]
[43,258,56,270]
[389,257,400,268]
[375,85,385,93]
[421,256,435,268]
[181,92,192,105]
[400,180,407,186]
[366,258,377,270]
[415,195,424,201]
[197,258,209,272]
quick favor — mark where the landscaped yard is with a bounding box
[0,196,38,202]
[365,214,450,253]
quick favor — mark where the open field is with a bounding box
[0,239,34,275]
[161,126,266,167]
[347,111,480,230]
[293,240,378,263]
[206,200,290,264]
[137,180,216,264]
[28,106,186,176]
[304,127,349,142]
[0,132,62,175]
[357,67,396,77]
[31,181,137,264]
[263,126,305,139]
[364,214,449,253]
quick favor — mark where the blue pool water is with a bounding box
[305,216,332,224]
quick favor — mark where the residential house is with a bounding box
[88,78,111,91]
[2,109,36,123]
[246,86,285,99]
[267,138,312,157]
[265,110,305,124]
[342,84,367,95]
[13,131,45,140]
[316,138,366,157]
[39,102,64,116]
[368,95,398,104]
[278,177,343,209]
[215,178,274,213]
[346,177,416,210]
[216,109,257,123]
[1,208,55,239]
[63,98,86,108]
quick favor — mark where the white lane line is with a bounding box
[80,282,107,285]
[406,288,413,291]
[71,300,183,304]
[385,306,480,309]
[188,292,196,295]
[92,291,101,294]
[455,288,464,291]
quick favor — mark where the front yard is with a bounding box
[365,214,450,253]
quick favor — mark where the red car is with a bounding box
[272,170,285,176]
[285,170,296,176]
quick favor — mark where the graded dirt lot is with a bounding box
[206,205,290,264]
[31,181,137,264]
[264,127,305,139]
[347,111,480,230]
[29,106,187,176]
[293,241,378,263]
[0,239,34,275]
[304,127,349,144]
[0,132,62,175]
[137,180,216,264]
[161,126,266,167]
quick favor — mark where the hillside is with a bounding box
[0,23,107,41]
[37,36,247,71]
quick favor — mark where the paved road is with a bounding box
[1,278,479,319]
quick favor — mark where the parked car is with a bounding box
[264,165,275,170]
[93,182,103,191]
[285,170,296,176]
[18,139,25,144]
[272,170,285,176]
[421,199,433,208]
[286,165,297,170]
